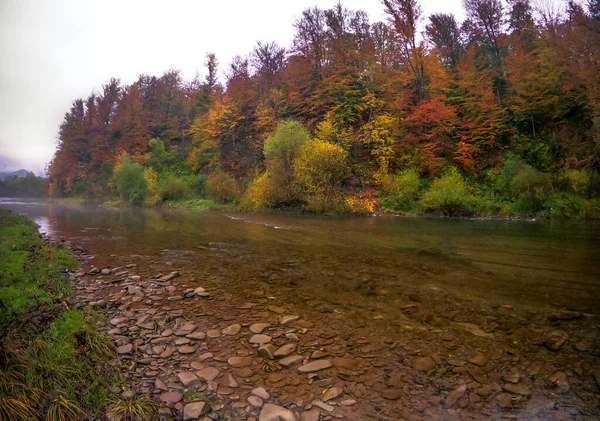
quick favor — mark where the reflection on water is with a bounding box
[1,197,599,311]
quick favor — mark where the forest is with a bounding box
[47,0,600,217]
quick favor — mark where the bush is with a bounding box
[381,168,421,211]
[344,189,379,215]
[544,194,600,219]
[512,164,551,212]
[156,175,192,202]
[244,172,285,208]
[421,167,474,216]
[206,171,240,203]
[187,173,208,196]
[293,139,348,210]
[114,158,147,205]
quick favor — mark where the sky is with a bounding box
[0,0,464,175]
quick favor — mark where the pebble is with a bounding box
[248,395,264,408]
[311,400,334,412]
[444,384,466,407]
[186,331,206,340]
[300,409,320,421]
[183,401,206,420]
[298,359,332,373]
[117,344,133,354]
[250,334,272,345]
[279,315,299,325]
[469,354,488,367]
[322,386,343,402]
[341,399,356,406]
[503,383,531,396]
[252,387,270,400]
[382,388,402,400]
[259,403,298,421]
[177,371,199,386]
[228,356,253,368]
[268,306,286,315]
[223,323,242,335]
[101,268,111,275]
[280,355,304,368]
[178,345,196,354]
[250,323,271,334]
[258,344,277,359]
[274,344,297,358]
[196,367,220,381]
[160,391,183,403]
[414,356,437,372]
[207,329,221,339]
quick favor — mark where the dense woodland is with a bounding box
[48,0,600,217]
[0,172,47,197]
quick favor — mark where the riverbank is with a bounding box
[0,210,155,420]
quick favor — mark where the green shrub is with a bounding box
[512,164,551,211]
[206,171,240,203]
[114,158,147,205]
[293,139,348,211]
[381,168,421,211]
[544,194,600,219]
[421,167,474,216]
[156,175,192,202]
[188,173,208,196]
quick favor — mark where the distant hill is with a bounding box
[0,169,30,181]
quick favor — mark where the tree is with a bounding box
[426,13,463,68]
[114,157,147,204]
[382,0,426,100]
[462,0,504,67]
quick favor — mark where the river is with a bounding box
[2,198,599,420]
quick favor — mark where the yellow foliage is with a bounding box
[361,114,398,177]
[244,172,282,208]
[143,167,159,194]
[344,190,379,215]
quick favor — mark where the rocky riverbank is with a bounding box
[65,242,600,421]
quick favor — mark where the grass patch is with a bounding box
[0,210,123,419]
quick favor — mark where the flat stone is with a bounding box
[311,350,329,359]
[186,331,206,340]
[503,374,520,384]
[226,373,239,388]
[238,367,253,378]
[259,403,299,421]
[503,383,531,396]
[298,359,332,373]
[469,354,488,367]
[341,399,356,406]
[279,315,299,325]
[258,344,277,359]
[252,387,270,400]
[101,268,111,275]
[197,352,213,362]
[274,344,297,358]
[117,344,133,354]
[250,323,270,334]
[160,391,183,403]
[228,356,253,368]
[178,345,196,354]
[279,355,304,368]
[312,401,334,412]
[223,324,242,335]
[161,329,173,337]
[160,348,174,358]
[155,378,168,391]
[110,317,128,326]
[174,338,191,346]
[183,401,206,420]
[322,386,343,402]
[248,395,264,408]
[207,329,221,339]
[300,409,320,421]
[250,334,272,345]
[177,372,198,387]
[268,306,285,315]
[444,384,466,407]
[414,356,437,372]
[382,388,402,400]
[197,367,220,381]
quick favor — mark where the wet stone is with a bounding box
[268,306,286,315]
[414,356,437,372]
[323,386,343,401]
[248,395,264,408]
[117,344,133,354]
[503,383,531,396]
[160,391,183,403]
[274,343,297,358]
[228,356,253,368]
[469,354,488,367]
[259,344,277,359]
[183,401,206,420]
[178,345,196,354]
[250,323,270,334]
[177,371,198,386]
[382,388,403,400]
[298,359,332,373]
[186,331,206,340]
[280,355,304,368]
[223,323,242,335]
[250,334,272,345]
[252,387,270,400]
[259,403,298,421]
[207,329,221,339]
[279,315,299,325]
[197,367,220,381]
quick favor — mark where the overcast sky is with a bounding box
[0,0,464,175]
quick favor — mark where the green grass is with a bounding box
[0,210,123,419]
[0,210,76,321]
[161,198,237,210]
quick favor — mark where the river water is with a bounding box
[2,198,599,420]
[2,198,598,311]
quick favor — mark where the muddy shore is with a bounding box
[62,239,600,421]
